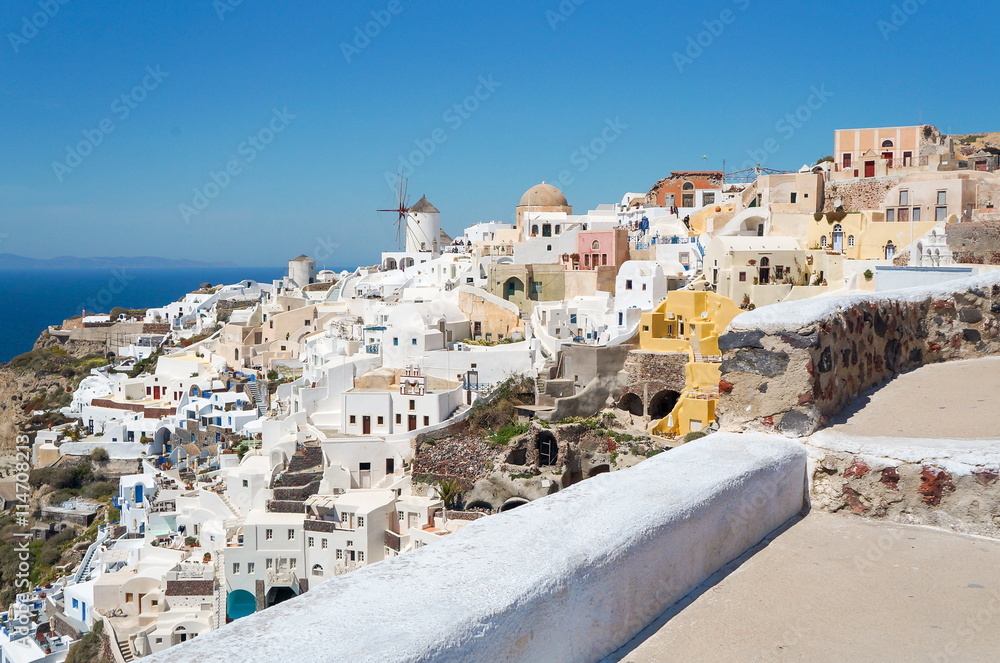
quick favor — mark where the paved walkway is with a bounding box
[828,356,1000,440]
[605,512,1000,663]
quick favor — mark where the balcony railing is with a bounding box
[267,569,298,587]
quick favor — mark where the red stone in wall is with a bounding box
[918,466,955,506]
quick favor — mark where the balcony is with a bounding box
[267,569,298,588]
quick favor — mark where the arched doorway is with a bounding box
[500,497,529,512]
[832,224,844,253]
[617,393,643,416]
[588,464,611,478]
[649,389,680,420]
[503,277,525,302]
[466,500,494,513]
[265,586,297,609]
[758,257,771,285]
[885,240,895,260]
[226,589,256,621]
[536,431,558,466]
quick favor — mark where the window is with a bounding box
[937,190,947,205]
[308,537,315,548]
[377,416,384,425]
[232,563,240,574]
[242,479,248,488]
[531,281,542,295]
[739,272,747,282]
[881,139,894,148]
[393,337,398,346]
[312,564,323,577]
[886,209,896,223]
[848,235,855,247]
[641,283,647,291]
[790,193,797,204]
[820,236,828,248]
[357,516,364,528]
[72,598,79,609]
[679,252,690,266]
[542,224,552,237]
[336,549,343,560]
[554,225,561,235]
[265,529,273,540]
[346,541,353,547]
[843,153,852,168]
[395,414,401,424]
[290,558,297,569]
[643,325,650,332]
[592,240,601,250]
[936,206,948,221]
[322,538,328,549]
[349,415,356,424]
[703,192,715,205]
[287,529,295,540]
[682,181,694,190]
[358,551,365,562]
[341,512,349,523]
[531,224,539,236]
[423,416,430,426]
[126,593,134,603]
[618,312,623,325]
[625,279,633,290]
[409,399,415,410]
[411,338,417,346]
[912,207,921,222]
[266,558,273,569]
[899,190,909,206]
[547,245,552,251]
[682,193,694,207]
[247,562,255,574]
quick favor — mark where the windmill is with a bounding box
[378,174,411,250]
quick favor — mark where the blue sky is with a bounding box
[1,0,996,268]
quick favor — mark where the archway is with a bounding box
[383,257,397,271]
[466,500,494,513]
[502,277,525,302]
[500,497,530,512]
[536,431,558,466]
[226,589,256,621]
[265,586,297,608]
[588,464,611,478]
[617,393,643,416]
[758,257,770,285]
[649,389,680,420]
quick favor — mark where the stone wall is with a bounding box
[146,434,805,663]
[946,219,1000,264]
[619,350,687,413]
[717,272,1000,437]
[823,177,898,213]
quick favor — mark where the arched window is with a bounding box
[881,140,894,148]
[312,564,323,576]
[833,224,843,233]
[848,235,855,247]
[531,224,539,236]
[682,182,695,190]
[759,257,770,267]
[820,236,828,248]
[591,240,601,250]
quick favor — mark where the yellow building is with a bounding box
[807,211,936,261]
[639,291,741,438]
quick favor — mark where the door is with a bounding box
[408,512,419,529]
[864,161,875,178]
[882,151,894,166]
[832,226,844,253]
[408,415,417,431]
[362,416,371,435]
[385,458,395,475]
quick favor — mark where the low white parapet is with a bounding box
[147,433,806,663]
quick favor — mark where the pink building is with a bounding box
[563,228,629,270]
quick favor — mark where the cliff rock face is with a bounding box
[0,331,105,452]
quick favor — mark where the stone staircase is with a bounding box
[267,444,324,513]
[246,381,267,416]
[116,636,135,662]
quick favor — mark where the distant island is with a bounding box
[0,253,238,270]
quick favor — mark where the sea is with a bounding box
[0,267,289,362]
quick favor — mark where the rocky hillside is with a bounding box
[0,330,107,453]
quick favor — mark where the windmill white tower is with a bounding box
[407,195,441,254]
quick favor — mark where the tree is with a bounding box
[435,479,463,510]
[89,447,110,463]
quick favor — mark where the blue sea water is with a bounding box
[0,267,287,362]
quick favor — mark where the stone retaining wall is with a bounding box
[717,272,1000,437]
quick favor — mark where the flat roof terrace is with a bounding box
[607,511,1000,663]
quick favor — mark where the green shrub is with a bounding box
[89,447,110,463]
[683,430,709,443]
[489,422,528,447]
